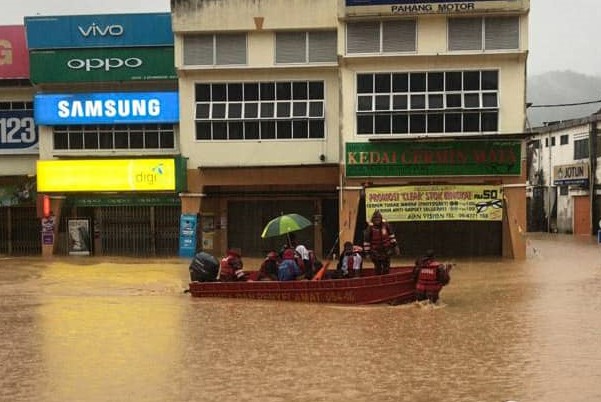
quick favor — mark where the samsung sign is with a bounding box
[34,92,179,125]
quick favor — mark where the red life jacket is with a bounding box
[364,223,393,253]
[416,261,444,293]
[220,255,245,281]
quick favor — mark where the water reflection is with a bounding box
[1,234,601,402]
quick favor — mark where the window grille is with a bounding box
[449,16,519,51]
[356,70,499,135]
[195,81,325,140]
[52,124,176,151]
[184,33,247,66]
[347,20,416,54]
[275,31,336,63]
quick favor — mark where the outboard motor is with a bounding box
[189,252,219,282]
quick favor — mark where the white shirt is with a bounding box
[295,244,310,260]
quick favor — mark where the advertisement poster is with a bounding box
[365,185,503,222]
[68,219,91,256]
[41,215,55,245]
[179,214,198,258]
[202,232,214,251]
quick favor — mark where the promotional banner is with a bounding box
[34,92,179,125]
[37,159,177,192]
[365,185,503,221]
[179,214,198,258]
[0,110,39,154]
[346,141,521,177]
[68,218,91,256]
[0,26,29,79]
[25,13,173,49]
[41,215,56,246]
[29,47,176,83]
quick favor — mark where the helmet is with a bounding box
[282,249,295,260]
[227,248,242,257]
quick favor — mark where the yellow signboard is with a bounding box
[37,159,176,192]
[365,185,503,222]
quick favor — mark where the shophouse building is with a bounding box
[526,112,601,235]
[0,25,40,255]
[25,13,185,257]
[172,0,530,259]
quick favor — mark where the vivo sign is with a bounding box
[34,92,179,125]
[24,13,173,49]
[78,23,124,37]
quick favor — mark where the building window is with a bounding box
[551,136,556,146]
[0,101,34,110]
[275,31,337,63]
[195,81,325,140]
[559,186,568,196]
[52,124,175,151]
[183,33,247,66]
[356,70,498,135]
[574,138,588,159]
[560,134,569,145]
[448,16,519,51]
[347,20,416,54]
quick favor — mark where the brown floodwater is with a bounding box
[1,233,601,402]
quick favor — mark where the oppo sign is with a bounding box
[67,57,143,72]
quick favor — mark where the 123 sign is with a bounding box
[0,110,39,154]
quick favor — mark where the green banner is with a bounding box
[30,47,176,83]
[345,140,521,177]
[68,195,181,207]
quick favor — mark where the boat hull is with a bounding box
[188,266,416,305]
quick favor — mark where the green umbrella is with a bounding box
[261,213,312,239]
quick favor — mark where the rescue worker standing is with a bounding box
[413,249,451,303]
[363,210,400,275]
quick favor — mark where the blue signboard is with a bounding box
[179,214,198,258]
[34,92,179,125]
[0,110,39,154]
[24,13,173,49]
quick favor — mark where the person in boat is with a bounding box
[412,249,451,303]
[256,250,279,281]
[289,233,313,279]
[336,241,363,278]
[363,210,400,275]
[218,247,247,282]
[277,248,302,281]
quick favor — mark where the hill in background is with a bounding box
[527,71,601,128]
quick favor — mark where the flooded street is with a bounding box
[1,234,601,402]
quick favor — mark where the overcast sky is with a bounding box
[1,0,599,77]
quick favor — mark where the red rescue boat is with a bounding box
[188,266,416,305]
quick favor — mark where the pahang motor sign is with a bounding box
[366,185,503,222]
[345,0,524,15]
